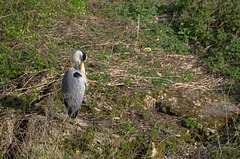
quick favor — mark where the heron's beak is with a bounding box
[80,62,83,74]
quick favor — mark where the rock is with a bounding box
[149,88,240,133]
[144,95,156,109]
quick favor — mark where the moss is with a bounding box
[152,88,240,134]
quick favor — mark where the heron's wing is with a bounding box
[62,68,86,118]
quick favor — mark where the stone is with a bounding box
[150,88,240,133]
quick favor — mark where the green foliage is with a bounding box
[1,0,239,158]
[180,69,195,82]
[171,0,240,80]
[87,74,102,81]
[108,0,189,54]
[109,0,240,80]
[111,0,161,22]
[0,0,85,85]
[184,117,200,129]
[123,78,133,86]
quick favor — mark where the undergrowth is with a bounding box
[0,0,239,158]
[108,0,240,80]
[172,0,240,80]
[0,0,85,85]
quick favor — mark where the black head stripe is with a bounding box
[73,72,82,78]
[82,52,87,61]
[77,49,87,61]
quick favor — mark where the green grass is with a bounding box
[0,0,85,85]
[171,0,240,80]
[107,0,240,80]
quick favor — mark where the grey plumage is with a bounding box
[62,49,87,119]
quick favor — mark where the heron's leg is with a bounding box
[63,112,68,123]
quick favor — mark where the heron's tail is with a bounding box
[63,99,79,119]
[68,108,79,119]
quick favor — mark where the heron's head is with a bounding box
[72,49,87,73]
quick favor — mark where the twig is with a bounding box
[22,69,47,88]
[137,14,140,42]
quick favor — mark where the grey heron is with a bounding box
[62,49,88,124]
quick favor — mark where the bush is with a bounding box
[109,0,240,80]
[171,0,240,80]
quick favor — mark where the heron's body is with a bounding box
[62,49,87,120]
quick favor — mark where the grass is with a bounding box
[0,0,85,85]
[0,0,240,158]
[107,0,240,80]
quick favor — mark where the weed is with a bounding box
[180,69,195,82]
[184,117,200,129]
[123,78,133,86]
[87,74,102,81]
